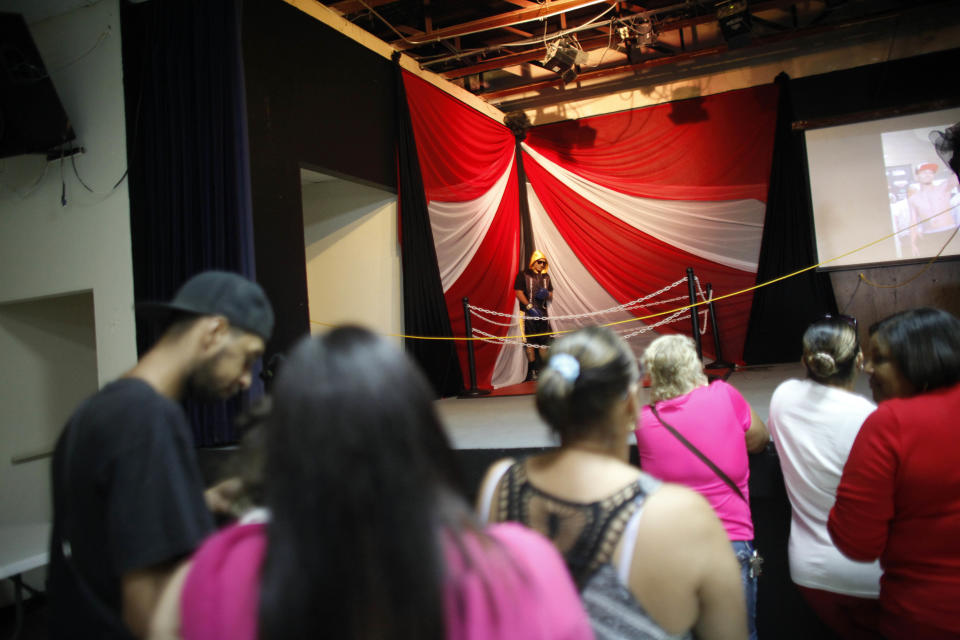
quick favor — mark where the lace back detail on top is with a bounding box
[493,461,655,588]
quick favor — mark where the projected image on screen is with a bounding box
[806,107,960,269]
[882,126,960,259]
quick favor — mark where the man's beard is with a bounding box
[185,350,233,400]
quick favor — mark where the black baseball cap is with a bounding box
[138,271,274,341]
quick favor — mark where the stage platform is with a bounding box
[438,361,864,450]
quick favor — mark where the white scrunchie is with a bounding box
[549,353,581,383]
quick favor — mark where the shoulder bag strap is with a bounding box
[648,404,747,504]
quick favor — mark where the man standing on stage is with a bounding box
[47,270,274,639]
[908,162,960,257]
[515,250,554,381]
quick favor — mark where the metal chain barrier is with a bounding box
[467,276,693,326]
[468,274,712,348]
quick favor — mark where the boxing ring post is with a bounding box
[686,268,703,361]
[459,296,491,398]
[703,283,734,371]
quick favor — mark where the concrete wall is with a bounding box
[0,0,134,535]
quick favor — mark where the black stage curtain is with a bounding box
[122,0,259,445]
[514,137,534,268]
[393,57,464,397]
[744,73,838,364]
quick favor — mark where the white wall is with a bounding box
[0,0,134,534]
[0,292,98,524]
[301,172,403,345]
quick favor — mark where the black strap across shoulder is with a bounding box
[648,404,747,504]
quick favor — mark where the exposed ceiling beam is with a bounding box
[439,32,614,79]
[394,24,425,37]
[501,25,535,38]
[428,0,801,79]
[327,0,395,16]
[478,42,726,101]
[391,0,614,50]
[476,3,917,102]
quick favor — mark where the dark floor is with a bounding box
[0,593,48,640]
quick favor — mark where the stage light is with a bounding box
[716,0,752,49]
[542,38,588,84]
[635,21,656,47]
[617,19,658,65]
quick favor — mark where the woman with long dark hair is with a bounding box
[767,316,882,638]
[829,308,960,639]
[149,326,593,640]
[477,326,747,640]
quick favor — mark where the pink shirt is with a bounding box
[180,521,594,640]
[635,380,753,540]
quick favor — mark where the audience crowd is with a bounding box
[44,268,960,640]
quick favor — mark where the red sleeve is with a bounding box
[828,405,898,562]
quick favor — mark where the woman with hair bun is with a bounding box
[829,307,960,640]
[635,334,768,640]
[149,326,594,640]
[477,326,747,640]
[768,315,881,638]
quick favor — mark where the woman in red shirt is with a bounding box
[828,308,960,639]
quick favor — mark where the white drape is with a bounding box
[428,157,515,292]
[491,185,665,387]
[522,144,765,272]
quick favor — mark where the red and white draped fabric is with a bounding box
[520,85,779,374]
[402,73,520,389]
[402,73,778,389]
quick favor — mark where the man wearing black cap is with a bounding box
[47,271,274,639]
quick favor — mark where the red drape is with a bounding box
[401,76,778,383]
[403,74,516,201]
[403,73,520,387]
[525,85,779,202]
[523,152,757,362]
[524,85,778,363]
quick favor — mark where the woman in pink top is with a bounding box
[149,326,593,640]
[635,334,768,639]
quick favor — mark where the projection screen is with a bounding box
[806,107,960,269]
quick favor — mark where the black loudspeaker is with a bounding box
[0,12,75,159]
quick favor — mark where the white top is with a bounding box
[768,378,882,597]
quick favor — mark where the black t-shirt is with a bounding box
[48,378,214,639]
[514,269,553,313]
